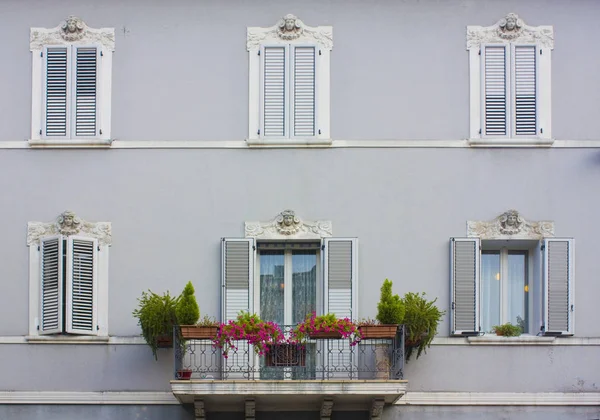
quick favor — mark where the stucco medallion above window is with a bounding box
[467,14,554,146]
[29,16,115,146]
[247,15,333,146]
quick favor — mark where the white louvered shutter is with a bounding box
[44,47,70,137]
[450,238,480,335]
[543,238,574,335]
[323,238,357,319]
[40,236,64,334]
[483,45,508,136]
[66,236,98,335]
[292,46,316,137]
[513,45,537,136]
[73,46,99,138]
[262,46,287,137]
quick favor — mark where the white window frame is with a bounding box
[467,13,553,146]
[27,213,111,338]
[29,17,115,146]
[247,15,332,146]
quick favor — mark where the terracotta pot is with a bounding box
[180,325,219,340]
[265,344,306,367]
[358,325,398,339]
[308,331,342,339]
[175,369,192,380]
[156,334,173,348]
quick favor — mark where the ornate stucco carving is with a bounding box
[245,210,332,240]
[247,14,333,50]
[30,16,115,51]
[27,210,112,246]
[466,13,554,50]
[467,210,554,240]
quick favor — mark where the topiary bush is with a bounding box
[176,281,200,326]
[376,279,405,325]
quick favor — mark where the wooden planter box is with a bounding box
[265,344,306,367]
[359,324,398,339]
[180,325,219,340]
[308,331,342,339]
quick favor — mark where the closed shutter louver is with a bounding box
[45,47,69,137]
[323,238,356,319]
[450,238,480,335]
[483,46,507,136]
[293,46,315,137]
[263,47,286,137]
[543,238,574,335]
[66,237,97,335]
[222,239,254,321]
[40,236,64,334]
[514,46,537,136]
[74,47,98,137]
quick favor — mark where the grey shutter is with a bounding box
[483,45,507,136]
[323,238,357,319]
[40,236,64,334]
[292,46,316,137]
[543,238,574,335]
[221,238,254,322]
[513,45,537,136]
[262,46,287,137]
[450,238,480,335]
[73,46,98,137]
[44,47,70,137]
[66,236,98,335]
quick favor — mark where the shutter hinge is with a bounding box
[40,51,43,57]
[540,128,543,134]
[39,129,42,135]
[478,49,481,56]
[258,50,260,56]
[318,129,321,135]
[252,245,256,251]
[321,244,325,251]
[99,129,103,135]
[319,50,322,56]
[541,244,546,251]
[97,325,100,330]
[37,245,40,251]
[37,325,40,330]
[451,302,455,310]
[479,128,482,135]
[571,304,574,312]
[257,129,260,135]
[540,49,543,55]
[97,245,100,251]
[100,51,104,57]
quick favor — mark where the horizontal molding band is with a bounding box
[0,336,598,345]
[1,139,600,149]
[0,391,597,406]
[397,392,600,406]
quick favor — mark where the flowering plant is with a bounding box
[292,312,361,346]
[213,312,286,357]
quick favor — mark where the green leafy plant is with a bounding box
[132,290,179,360]
[196,315,219,327]
[292,312,361,345]
[175,281,200,325]
[376,279,405,325]
[492,322,522,337]
[402,292,445,361]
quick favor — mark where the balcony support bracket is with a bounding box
[370,398,385,420]
[194,399,205,420]
[245,398,255,419]
[320,398,334,420]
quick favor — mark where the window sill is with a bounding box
[25,335,110,344]
[28,139,113,148]
[468,137,555,147]
[467,335,556,345]
[246,138,332,147]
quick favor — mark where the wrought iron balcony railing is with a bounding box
[173,325,404,381]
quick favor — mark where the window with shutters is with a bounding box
[29,17,114,145]
[451,211,574,337]
[27,212,111,338]
[247,15,332,145]
[467,13,553,145]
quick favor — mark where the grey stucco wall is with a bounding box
[0,0,600,141]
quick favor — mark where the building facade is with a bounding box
[0,0,599,419]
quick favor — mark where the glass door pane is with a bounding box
[259,251,285,325]
[507,251,528,333]
[291,250,317,324]
[481,251,501,332]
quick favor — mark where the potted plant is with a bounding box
[292,312,361,345]
[175,281,209,339]
[360,279,404,339]
[181,315,220,340]
[132,289,179,360]
[402,292,445,361]
[492,322,522,337]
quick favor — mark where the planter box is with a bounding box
[156,334,173,348]
[265,344,306,367]
[308,331,342,339]
[359,325,398,339]
[180,325,219,340]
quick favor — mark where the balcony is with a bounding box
[170,326,407,414]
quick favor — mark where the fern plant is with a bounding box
[175,281,200,325]
[132,290,179,360]
[376,279,405,325]
[402,292,445,361]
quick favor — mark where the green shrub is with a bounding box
[176,281,200,325]
[132,290,179,360]
[402,292,445,361]
[376,279,405,325]
[492,322,522,337]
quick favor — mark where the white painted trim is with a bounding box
[431,336,600,346]
[0,391,178,405]
[4,139,600,149]
[397,392,600,406]
[0,335,145,344]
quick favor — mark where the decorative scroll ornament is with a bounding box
[245,210,332,239]
[30,16,115,51]
[247,14,333,50]
[467,209,554,240]
[466,13,554,49]
[27,210,112,246]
